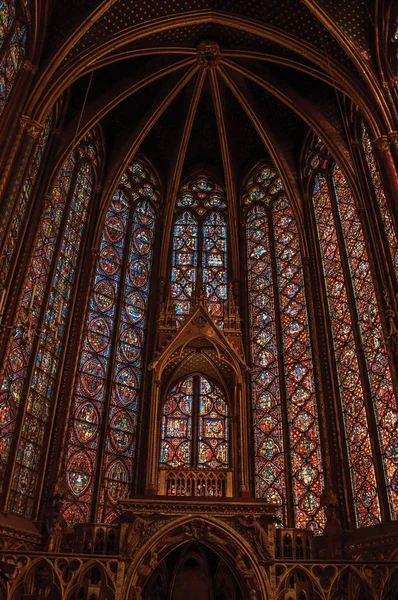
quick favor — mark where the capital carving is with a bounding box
[22,60,38,75]
[388,131,398,149]
[196,40,221,67]
[373,135,390,152]
[20,115,44,138]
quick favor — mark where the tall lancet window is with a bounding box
[309,139,397,525]
[0,129,101,517]
[0,0,29,117]
[244,164,325,533]
[171,175,228,328]
[62,160,159,525]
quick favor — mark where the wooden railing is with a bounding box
[159,469,233,497]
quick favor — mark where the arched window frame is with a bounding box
[170,174,229,328]
[159,372,231,473]
[243,162,325,533]
[303,134,398,525]
[0,128,103,518]
[61,157,160,525]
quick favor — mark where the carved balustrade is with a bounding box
[158,469,233,497]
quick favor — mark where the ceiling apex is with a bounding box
[196,40,221,68]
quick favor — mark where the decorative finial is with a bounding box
[196,40,221,68]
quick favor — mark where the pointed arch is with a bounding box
[159,374,229,475]
[171,174,228,328]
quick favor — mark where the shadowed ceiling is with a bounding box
[40,0,383,199]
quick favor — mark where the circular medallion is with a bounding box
[115,367,138,405]
[67,452,92,496]
[99,245,121,275]
[105,215,125,243]
[120,328,141,362]
[129,259,148,288]
[133,227,151,255]
[80,357,104,396]
[87,317,110,353]
[74,402,99,444]
[110,411,134,452]
[125,291,145,324]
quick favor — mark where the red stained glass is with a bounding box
[246,204,285,516]
[312,174,381,526]
[332,164,398,519]
[160,378,193,468]
[0,1,15,48]
[198,378,229,469]
[7,132,100,516]
[245,163,324,532]
[160,375,229,473]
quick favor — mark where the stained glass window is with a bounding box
[0,130,100,517]
[171,212,198,324]
[332,164,398,520]
[160,378,194,469]
[198,377,229,469]
[308,135,398,523]
[312,174,381,526]
[160,375,229,471]
[360,121,398,275]
[0,109,53,285]
[245,164,325,532]
[171,176,228,327]
[62,160,159,525]
[0,19,26,117]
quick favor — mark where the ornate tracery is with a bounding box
[171,175,228,328]
[160,375,229,473]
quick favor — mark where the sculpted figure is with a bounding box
[138,551,158,576]
[237,514,272,561]
[235,553,254,579]
[200,523,228,547]
[122,517,147,556]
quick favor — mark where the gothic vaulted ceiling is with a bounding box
[34,0,387,194]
